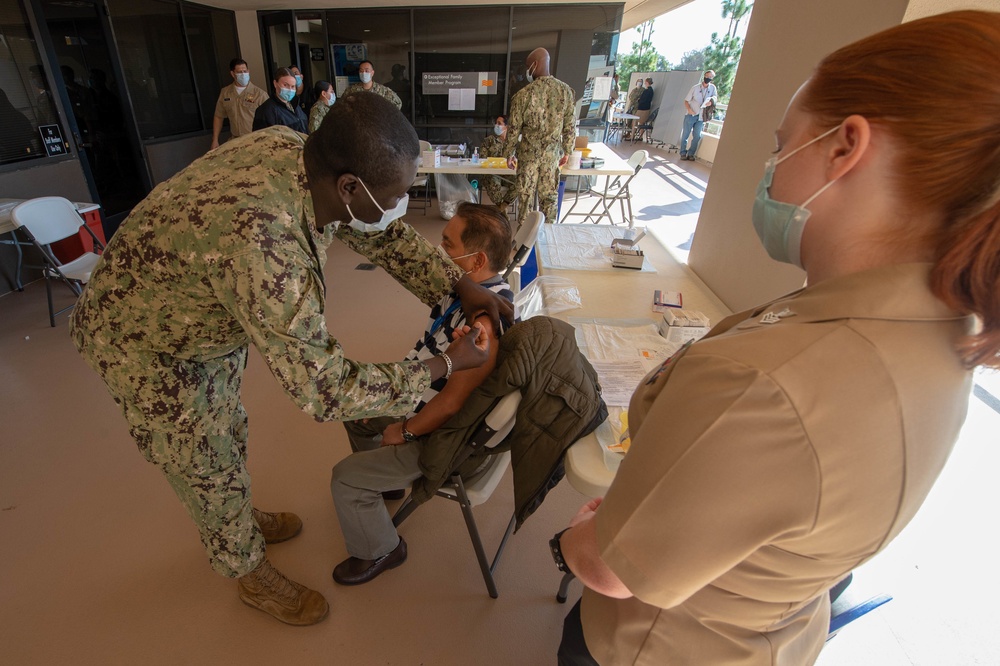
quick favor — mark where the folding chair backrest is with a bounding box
[646,108,659,125]
[11,197,84,246]
[627,150,649,172]
[503,210,544,282]
[468,391,522,451]
[419,139,432,153]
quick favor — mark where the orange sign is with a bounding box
[482,79,494,87]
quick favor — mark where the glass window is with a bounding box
[326,9,411,119]
[107,0,200,139]
[412,6,509,147]
[183,3,238,132]
[0,0,65,166]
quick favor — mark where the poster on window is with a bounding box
[38,125,66,157]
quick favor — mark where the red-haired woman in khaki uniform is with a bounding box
[553,11,1000,666]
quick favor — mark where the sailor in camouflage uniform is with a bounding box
[504,48,576,227]
[69,93,505,626]
[479,114,517,209]
[342,60,402,110]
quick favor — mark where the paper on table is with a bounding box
[587,358,648,407]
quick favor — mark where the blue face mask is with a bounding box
[235,72,249,87]
[294,74,303,87]
[278,88,295,103]
[326,92,336,106]
[493,124,504,136]
[751,124,842,268]
[359,72,373,84]
[345,177,409,233]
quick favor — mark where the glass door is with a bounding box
[41,0,148,235]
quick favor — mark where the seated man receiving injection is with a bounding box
[331,203,515,586]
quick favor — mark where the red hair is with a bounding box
[800,11,1000,368]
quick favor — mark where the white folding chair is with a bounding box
[578,150,648,227]
[392,391,522,598]
[11,196,104,327]
[503,210,544,294]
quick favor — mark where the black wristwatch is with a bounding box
[401,420,417,443]
[549,528,573,575]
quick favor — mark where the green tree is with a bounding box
[676,48,707,71]
[615,20,666,86]
[703,0,753,101]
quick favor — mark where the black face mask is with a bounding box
[704,77,713,84]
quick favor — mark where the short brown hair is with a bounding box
[455,203,512,273]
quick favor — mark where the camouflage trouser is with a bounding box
[482,175,516,209]
[131,402,264,578]
[71,327,265,579]
[515,151,560,226]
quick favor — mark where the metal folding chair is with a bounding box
[574,150,649,227]
[392,391,522,598]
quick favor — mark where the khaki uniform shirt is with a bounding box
[70,126,462,435]
[214,81,267,138]
[626,85,643,112]
[343,81,402,110]
[503,76,575,161]
[583,263,973,665]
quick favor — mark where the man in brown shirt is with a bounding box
[210,58,266,150]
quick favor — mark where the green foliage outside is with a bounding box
[614,0,753,104]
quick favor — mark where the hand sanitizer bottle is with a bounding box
[471,148,480,165]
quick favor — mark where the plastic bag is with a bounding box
[513,275,582,320]
[436,173,476,220]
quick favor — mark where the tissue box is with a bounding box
[612,246,644,269]
[421,150,440,168]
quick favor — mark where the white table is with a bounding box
[0,198,100,291]
[559,143,636,226]
[608,112,640,144]
[417,145,633,224]
[534,225,731,496]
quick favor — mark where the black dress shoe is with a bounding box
[381,489,406,501]
[333,538,408,586]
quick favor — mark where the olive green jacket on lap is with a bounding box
[412,316,607,528]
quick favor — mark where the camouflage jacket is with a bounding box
[71,126,461,433]
[503,76,575,161]
[343,81,402,110]
[480,132,505,159]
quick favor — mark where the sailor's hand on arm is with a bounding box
[423,322,489,381]
[454,275,514,333]
[559,155,569,167]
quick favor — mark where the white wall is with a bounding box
[686,0,911,313]
[235,11,267,88]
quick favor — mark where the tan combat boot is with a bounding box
[238,558,329,626]
[252,507,303,544]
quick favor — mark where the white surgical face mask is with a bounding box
[359,71,373,84]
[436,245,478,273]
[525,63,536,83]
[493,124,504,136]
[751,124,842,267]
[326,91,336,106]
[235,72,249,87]
[345,177,408,233]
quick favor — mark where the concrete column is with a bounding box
[687,0,909,312]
